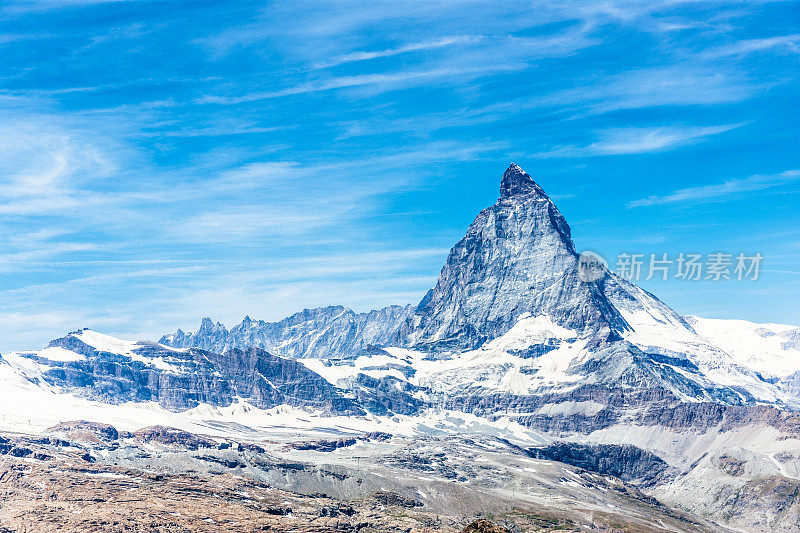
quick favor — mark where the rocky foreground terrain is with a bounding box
[0,421,725,532]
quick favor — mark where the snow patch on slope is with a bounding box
[75,329,184,372]
[301,352,413,387]
[402,315,589,395]
[7,346,86,363]
[483,313,577,351]
[74,329,140,355]
[687,316,800,378]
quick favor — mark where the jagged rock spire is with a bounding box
[500,163,548,199]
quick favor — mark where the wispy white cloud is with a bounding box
[567,65,758,114]
[0,123,116,197]
[0,242,105,264]
[628,170,800,208]
[0,119,141,224]
[589,124,742,154]
[173,139,505,242]
[704,34,800,58]
[534,123,742,157]
[313,35,482,69]
[343,63,759,135]
[197,64,523,104]
[197,19,604,106]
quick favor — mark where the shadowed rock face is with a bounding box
[526,443,672,486]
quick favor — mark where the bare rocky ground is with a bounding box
[0,422,728,532]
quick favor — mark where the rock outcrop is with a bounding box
[463,520,513,533]
[526,442,672,486]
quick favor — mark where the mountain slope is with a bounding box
[686,316,800,378]
[154,163,793,410]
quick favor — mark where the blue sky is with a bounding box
[0,0,798,351]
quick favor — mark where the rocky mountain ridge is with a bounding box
[3,328,362,414]
[6,164,796,418]
[160,304,415,359]
[155,164,795,413]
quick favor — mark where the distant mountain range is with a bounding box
[160,304,414,359]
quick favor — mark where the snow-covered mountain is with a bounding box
[5,163,798,417]
[2,164,799,531]
[159,163,798,411]
[405,163,628,350]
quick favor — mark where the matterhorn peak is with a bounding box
[500,163,548,200]
[407,164,629,350]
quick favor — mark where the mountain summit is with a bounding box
[500,162,548,199]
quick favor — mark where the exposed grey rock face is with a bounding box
[160,304,415,359]
[713,476,800,531]
[779,372,800,396]
[133,426,219,450]
[348,373,423,416]
[404,164,629,351]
